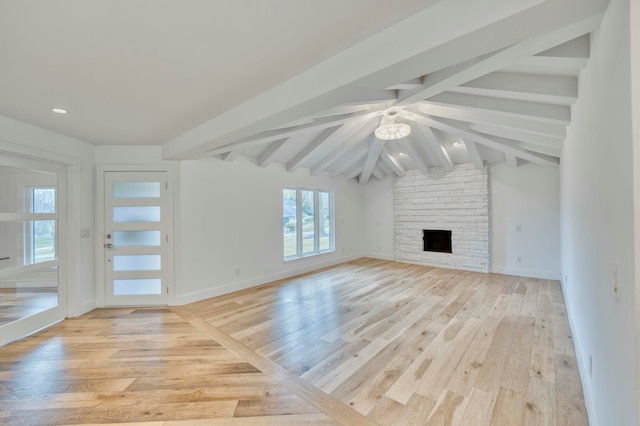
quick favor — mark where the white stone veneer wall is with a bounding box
[394,164,489,272]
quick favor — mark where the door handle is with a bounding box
[104,243,113,249]
[0,256,9,261]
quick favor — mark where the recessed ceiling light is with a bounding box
[452,142,460,146]
[51,108,67,114]
[399,152,406,156]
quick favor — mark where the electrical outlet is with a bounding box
[235,268,240,276]
[80,228,91,238]
[516,225,522,231]
[377,245,381,250]
[517,256,522,263]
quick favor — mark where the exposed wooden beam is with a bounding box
[164,0,607,160]
[329,143,370,178]
[221,150,241,162]
[310,117,380,175]
[344,162,364,181]
[386,78,423,90]
[287,126,341,172]
[417,102,566,139]
[407,110,559,167]
[403,118,454,171]
[371,166,386,181]
[398,138,430,175]
[380,148,405,177]
[258,139,289,167]
[449,71,578,105]
[359,138,386,185]
[395,13,604,108]
[505,153,518,168]
[470,123,563,149]
[207,107,386,157]
[425,92,571,125]
[462,138,484,170]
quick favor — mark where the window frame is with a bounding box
[23,186,57,264]
[283,187,334,261]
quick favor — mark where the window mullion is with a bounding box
[314,190,319,253]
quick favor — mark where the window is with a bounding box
[283,188,334,259]
[26,187,56,263]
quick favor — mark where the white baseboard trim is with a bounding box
[560,276,596,425]
[174,253,362,305]
[490,266,561,281]
[361,252,394,261]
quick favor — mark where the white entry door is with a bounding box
[104,171,170,306]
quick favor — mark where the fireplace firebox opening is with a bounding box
[423,230,452,253]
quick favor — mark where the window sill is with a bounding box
[284,249,335,263]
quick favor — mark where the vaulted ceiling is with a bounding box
[1,0,609,183]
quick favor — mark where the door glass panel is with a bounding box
[113,279,162,295]
[0,221,57,268]
[302,190,315,254]
[33,220,56,263]
[112,206,160,222]
[113,230,161,247]
[0,165,57,214]
[113,255,161,271]
[112,182,160,198]
[0,266,59,326]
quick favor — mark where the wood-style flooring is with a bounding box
[0,259,587,425]
[0,287,58,326]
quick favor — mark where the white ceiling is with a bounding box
[1,0,609,183]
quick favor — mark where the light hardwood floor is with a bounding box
[0,259,587,425]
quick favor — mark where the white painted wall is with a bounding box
[490,162,560,280]
[561,0,636,423]
[362,177,394,260]
[0,114,95,316]
[177,157,364,303]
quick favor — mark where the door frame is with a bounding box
[0,152,68,346]
[96,165,175,307]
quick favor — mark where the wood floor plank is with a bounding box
[0,259,586,425]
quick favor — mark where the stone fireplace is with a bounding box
[394,164,489,272]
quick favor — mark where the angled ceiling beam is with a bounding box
[470,123,563,149]
[163,0,606,160]
[206,107,387,156]
[425,92,571,124]
[310,117,380,175]
[372,166,387,181]
[462,138,484,170]
[417,102,566,139]
[380,148,405,177]
[386,78,423,90]
[505,153,519,168]
[359,138,386,185]
[407,109,558,167]
[518,142,562,158]
[398,138,430,175]
[449,71,578,105]
[329,143,370,178]
[403,117,453,171]
[395,12,605,108]
[287,118,380,173]
[344,162,364,181]
[220,151,241,162]
[258,138,290,167]
[287,126,341,172]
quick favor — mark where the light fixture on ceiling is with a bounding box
[51,108,67,114]
[375,111,411,140]
[452,142,460,147]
